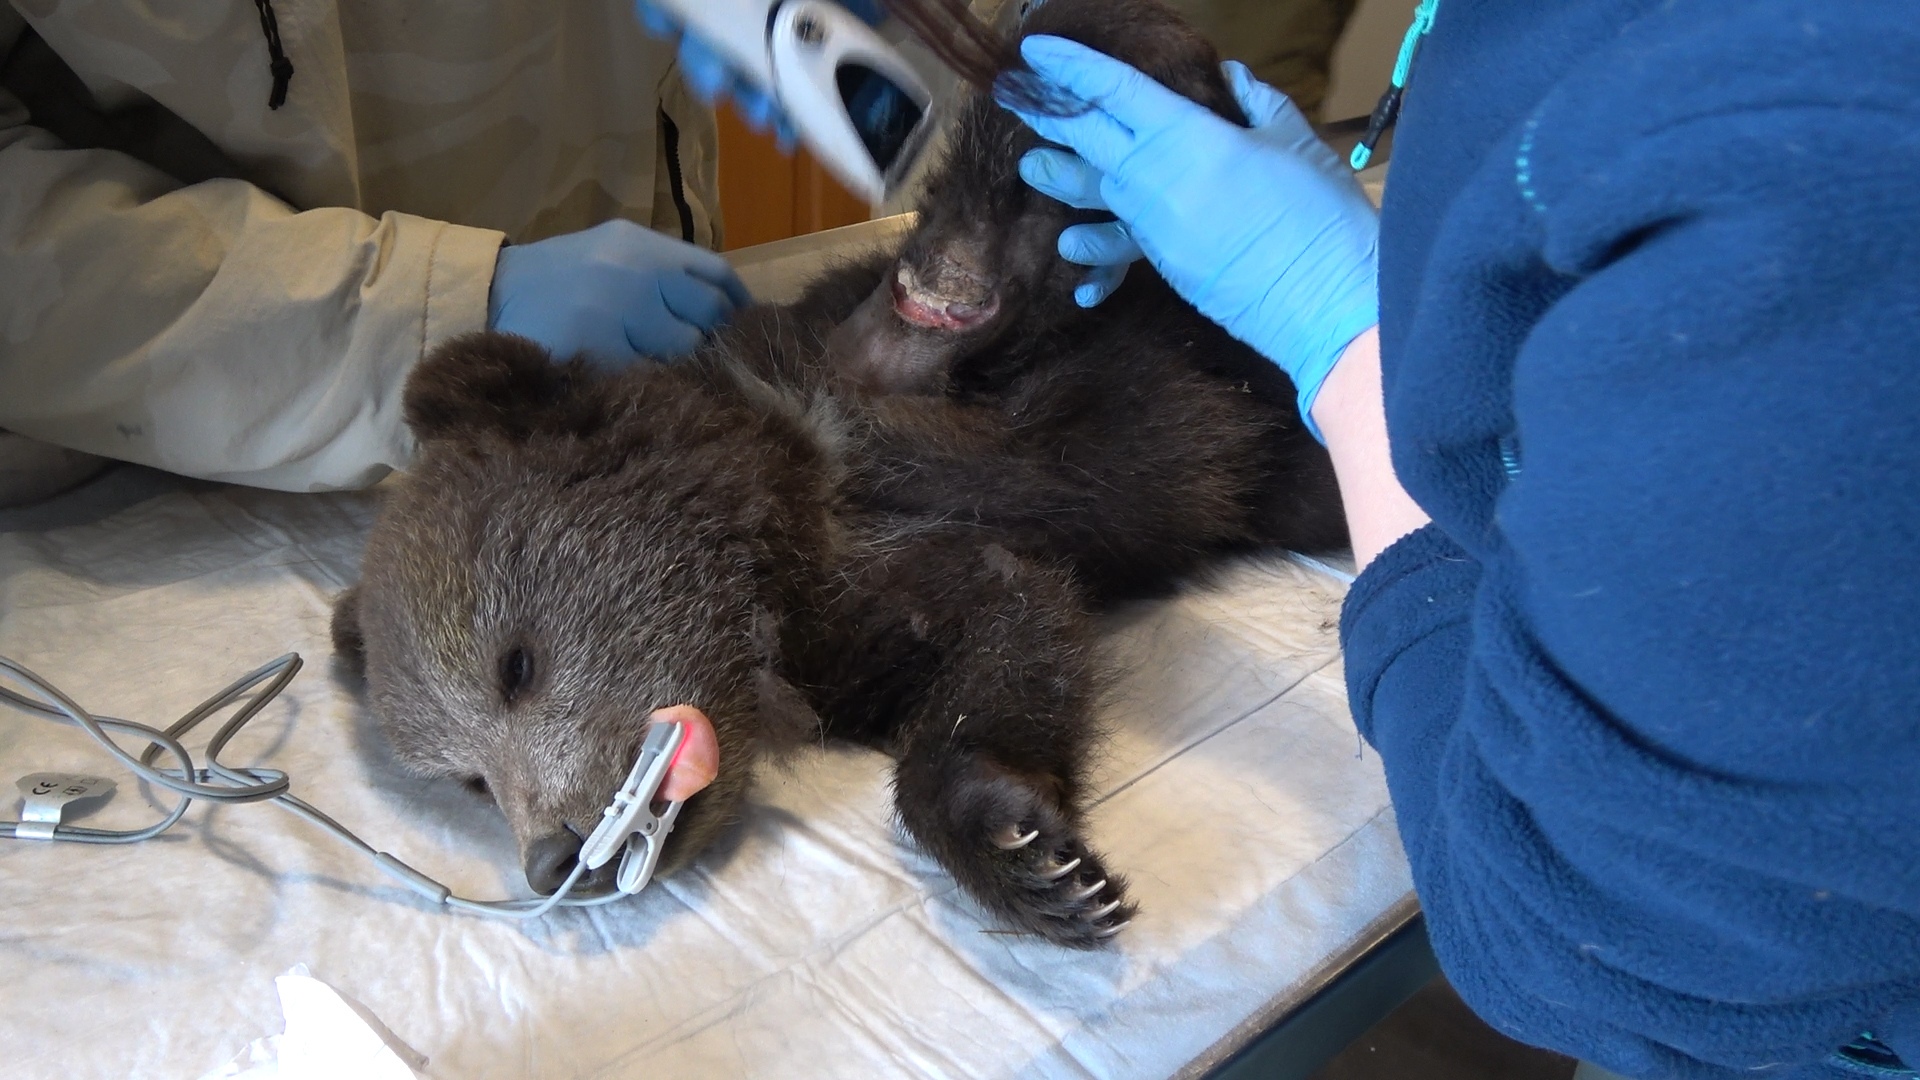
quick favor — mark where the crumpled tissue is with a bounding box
[199,965,432,1080]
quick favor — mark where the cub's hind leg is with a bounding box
[816,529,1135,947]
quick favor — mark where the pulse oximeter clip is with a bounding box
[580,719,687,896]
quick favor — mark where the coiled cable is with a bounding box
[0,652,624,919]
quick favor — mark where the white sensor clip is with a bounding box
[580,721,687,896]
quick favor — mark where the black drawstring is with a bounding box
[252,0,294,110]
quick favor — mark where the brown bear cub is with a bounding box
[331,0,1345,948]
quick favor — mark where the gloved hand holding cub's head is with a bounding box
[1003,37,1380,441]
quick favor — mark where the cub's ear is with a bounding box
[331,584,366,678]
[404,332,607,443]
[1020,3,1246,127]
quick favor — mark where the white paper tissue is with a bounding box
[200,966,430,1080]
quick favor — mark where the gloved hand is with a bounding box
[487,219,753,368]
[636,0,885,150]
[1005,39,1380,439]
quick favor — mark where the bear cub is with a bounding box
[331,0,1345,947]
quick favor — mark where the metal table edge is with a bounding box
[1183,892,1433,1080]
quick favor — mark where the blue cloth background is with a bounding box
[1342,2,1920,1077]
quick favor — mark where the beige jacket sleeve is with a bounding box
[0,13,504,492]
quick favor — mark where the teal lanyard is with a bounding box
[1350,0,1440,170]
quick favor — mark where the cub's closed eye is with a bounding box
[499,645,536,703]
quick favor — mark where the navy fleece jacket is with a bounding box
[1341,2,1920,1077]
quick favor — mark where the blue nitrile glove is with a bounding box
[636,1,886,151]
[1006,40,1380,439]
[487,219,753,368]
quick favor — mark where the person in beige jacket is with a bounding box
[0,0,1357,506]
[0,1,740,497]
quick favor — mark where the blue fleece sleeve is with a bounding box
[1340,525,1475,872]
[1343,6,1920,1078]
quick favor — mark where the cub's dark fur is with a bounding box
[333,0,1344,948]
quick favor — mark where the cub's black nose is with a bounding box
[524,828,585,895]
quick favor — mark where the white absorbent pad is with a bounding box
[0,467,1410,1080]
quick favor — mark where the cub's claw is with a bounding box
[1063,878,1106,903]
[994,826,1041,850]
[1037,856,1082,882]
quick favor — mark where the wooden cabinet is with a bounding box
[715,105,873,251]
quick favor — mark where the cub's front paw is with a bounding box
[986,816,1135,948]
[902,752,1135,948]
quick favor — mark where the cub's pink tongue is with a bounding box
[649,705,719,802]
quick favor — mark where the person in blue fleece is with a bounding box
[1002,1,1920,1078]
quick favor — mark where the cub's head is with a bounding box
[333,333,830,896]
[829,0,1246,393]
